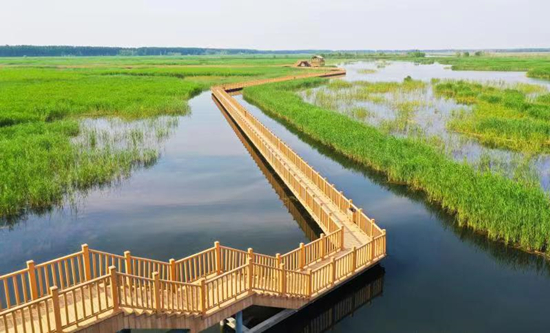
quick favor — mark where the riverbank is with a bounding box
[243,78,550,253]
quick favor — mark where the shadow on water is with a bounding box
[213,95,322,242]
[265,265,385,333]
[241,93,550,276]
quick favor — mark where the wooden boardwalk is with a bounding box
[0,67,386,333]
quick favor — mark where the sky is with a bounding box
[1,0,549,50]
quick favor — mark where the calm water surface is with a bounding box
[1,63,550,332]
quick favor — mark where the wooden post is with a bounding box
[276,253,281,267]
[169,259,177,281]
[351,247,357,274]
[247,258,254,293]
[50,286,63,332]
[247,248,254,263]
[153,272,160,313]
[26,260,38,300]
[370,218,374,238]
[279,263,286,296]
[331,257,336,286]
[307,269,312,297]
[124,251,132,275]
[215,241,222,275]
[319,233,325,258]
[299,243,305,269]
[109,266,119,312]
[200,278,206,316]
[370,239,376,262]
[340,227,345,250]
[339,191,344,210]
[383,229,387,255]
[81,244,92,281]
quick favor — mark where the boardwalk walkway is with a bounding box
[0,67,386,333]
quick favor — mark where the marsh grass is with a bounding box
[0,116,179,223]
[435,80,550,153]
[245,78,550,252]
[0,58,303,221]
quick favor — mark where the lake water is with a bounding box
[1,63,550,332]
[303,61,550,191]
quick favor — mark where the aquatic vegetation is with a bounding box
[358,69,377,74]
[435,80,550,153]
[0,117,178,221]
[244,78,550,252]
[0,58,304,220]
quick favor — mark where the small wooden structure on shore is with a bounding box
[311,55,325,67]
[293,55,325,68]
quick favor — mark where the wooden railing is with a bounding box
[0,67,386,332]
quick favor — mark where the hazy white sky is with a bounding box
[1,0,548,50]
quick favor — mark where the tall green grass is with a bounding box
[0,58,303,221]
[244,78,550,252]
[435,80,550,153]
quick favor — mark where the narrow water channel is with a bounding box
[1,64,549,332]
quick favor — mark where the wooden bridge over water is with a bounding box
[0,68,386,332]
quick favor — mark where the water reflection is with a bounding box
[237,94,550,275]
[266,265,385,333]
[303,61,550,190]
[213,95,322,242]
[0,92,312,275]
[237,93,550,332]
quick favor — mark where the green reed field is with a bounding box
[244,78,550,253]
[434,80,550,153]
[0,56,306,222]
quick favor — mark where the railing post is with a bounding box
[153,272,160,313]
[50,286,63,332]
[279,263,286,296]
[215,241,222,275]
[82,244,92,281]
[351,247,357,274]
[124,251,132,275]
[170,259,177,281]
[109,266,120,312]
[370,239,375,262]
[348,199,354,222]
[340,227,345,250]
[331,257,336,286]
[247,248,255,263]
[299,243,305,270]
[247,258,254,294]
[26,260,38,300]
[276,253,282,267]
[319,233,325,258]
[307,269,312,297]
[383,229,387,255]
[200,278,206,316]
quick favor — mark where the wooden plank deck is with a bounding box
[0,67,386,333]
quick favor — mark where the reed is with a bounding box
[0,58,305,221]
[244,78,550,252]
[435,80,550,153]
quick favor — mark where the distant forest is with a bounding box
[1,45,549,57]
[0,46,327,57]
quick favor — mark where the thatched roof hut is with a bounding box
[311,55,325,67]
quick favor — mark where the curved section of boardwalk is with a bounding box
[0,68,386,333]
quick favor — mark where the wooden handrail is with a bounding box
[0,66,386,332]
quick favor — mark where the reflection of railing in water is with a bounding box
[0,68,386,333]
[214,95,322,242]
[267,265,385,333]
